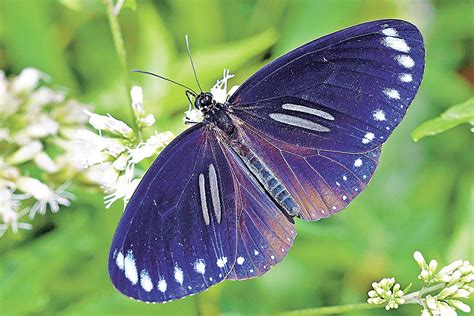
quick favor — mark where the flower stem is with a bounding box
[277,303,382,315]
[403,283,445,304]
[103,0,140,136]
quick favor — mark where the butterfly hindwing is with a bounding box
[217,143,296,280]
[108,125,238,302]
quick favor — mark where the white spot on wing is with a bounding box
[269,113,330,132]
[354,159,363,167]
[237,257,245,265]
[158,279,167,292]
[194,259,206,274]
[383,88,400,100]
[254,250,259,255]
[342,175,348,181]
[396,55,415,69]
[216,256,228,268]
[343,195,347,201]
[124,250,138,284]
[382,37,410,52]
[362,132,375,144]
[382,28,398,37]
[399,73,413,83]
[140,270,153,292]
[373,109,386,121]
[270,255,275,260]
[174,266,184,285]
[198,174,210,226]
[116,251,124,270]
[282,103,335,120]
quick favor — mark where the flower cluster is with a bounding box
[0,68,83,236]
[413,251,473,315]
[367,277,406,310]
[66,85,174,208]
[368,251,473,315]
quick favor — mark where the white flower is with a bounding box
[30,86,65,108]
[129,131,174,164]
[104,167,139,209]
[0,187,31,236]
[131,85,144,115]
[22,115,59,139]
[130,86,156,127]
[11,68,42,94]
[184,107,203,125]
[84,110,134,139]
[34,152,59,173]
[367,277,405,310]
[16,177,73,219]
[7,140,43,165]
[210,69,235,104]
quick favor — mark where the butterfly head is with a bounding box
[194,92,216,113]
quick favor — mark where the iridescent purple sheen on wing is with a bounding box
[109,125,238,303]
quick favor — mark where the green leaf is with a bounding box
[122,0,137,11]
[411,97,474,142]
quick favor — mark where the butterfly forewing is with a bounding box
[109,125,238,302]
[227,19,423,220]
[230,19,424,153]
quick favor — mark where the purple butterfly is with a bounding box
[108,19,425,302]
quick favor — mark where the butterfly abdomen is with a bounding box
[232,141,300,217]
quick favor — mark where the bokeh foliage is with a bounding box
[0,0,472,315]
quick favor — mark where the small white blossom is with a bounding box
[104,167,139,209]
[16,177,73,218]
[0,187,31,236]
[34,152,59,173]
[131,85,144,114]
[184,107,204,125]
[11,68,42,94]
[84,110,134,139]
[210,69,235,104]
[7,140,43,165]
[367,277,405,310]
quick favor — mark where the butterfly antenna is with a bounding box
[131,70,197,95]
[185,35,203,93]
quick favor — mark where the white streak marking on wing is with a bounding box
[208,164,221,224]
[269,113,330,132]
[198,174,210,226]
[282,103,335,120]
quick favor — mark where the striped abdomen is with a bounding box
[232,142,300,217]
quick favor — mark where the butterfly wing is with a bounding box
[227,19,424,220]
[108,125,238,303]
[218,143,296,280]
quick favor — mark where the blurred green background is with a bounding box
[0,0,473,315]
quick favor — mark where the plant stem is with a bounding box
[103,0,140,136]
[277,303,383,315]
[403,283,445,305]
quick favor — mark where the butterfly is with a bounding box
[108,19,425,303]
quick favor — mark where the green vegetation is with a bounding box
[0,0,472,315]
